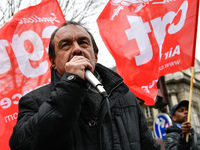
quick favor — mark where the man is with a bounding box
[164,100,200,150]
[9,21,161,150]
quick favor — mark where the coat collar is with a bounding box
[50,63,129,95]
[50,67,62,89]
[95,63,128,97]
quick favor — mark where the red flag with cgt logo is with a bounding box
[0,0,65,149]
[97,0,199,106]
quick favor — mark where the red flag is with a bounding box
[0,0,65,149]
[97,0,199,106]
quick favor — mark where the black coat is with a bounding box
[164,123,200,150]
[9,64,161,150]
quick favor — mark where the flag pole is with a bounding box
[186,0,200,143]
[186,67,194,142]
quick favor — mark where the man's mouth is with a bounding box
[69,54,88,62]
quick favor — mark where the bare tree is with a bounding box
[0,0,38,26]
[0,0,106,26]
[59,0,105,23]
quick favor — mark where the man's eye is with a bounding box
[61,43,69,48]
[80,41,89,45]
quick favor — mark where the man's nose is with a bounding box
[184,109,188,114]
[72,42,82,56]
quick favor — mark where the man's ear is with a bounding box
[172,116,177,122]
[95,53,98,65]
[49,57,56,70]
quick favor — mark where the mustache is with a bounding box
[68,53,88,62]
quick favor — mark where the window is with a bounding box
[145,106,153,118]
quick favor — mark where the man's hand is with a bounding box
[181,121,191,139]
[64,55,93,80]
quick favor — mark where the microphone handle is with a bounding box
[85,70,106,94]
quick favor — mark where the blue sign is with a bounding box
[153,113,172,139]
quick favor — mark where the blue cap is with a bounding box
[171,100,189,117]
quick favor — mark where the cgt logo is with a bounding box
[0,26,57,77]
[125,1,187,66]
[110,0,176,20]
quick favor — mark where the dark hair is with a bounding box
[48,21,99,59]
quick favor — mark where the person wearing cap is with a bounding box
[164,100,200,150]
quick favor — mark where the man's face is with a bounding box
[172,106,188,124]
[50,24,97,76]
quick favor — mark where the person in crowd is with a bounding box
[9,21,161,150]
[164,100,200,150]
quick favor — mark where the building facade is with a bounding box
[141,59,200,136]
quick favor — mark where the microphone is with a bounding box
[85,69,112,147]
[85,70,112,147]
[85,69,106,94]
